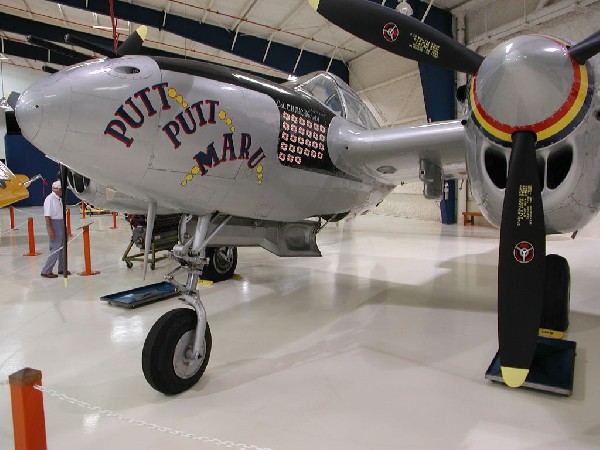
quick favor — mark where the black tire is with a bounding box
[142,308,212,395]
[202,247,237,282]
[541,254,570,332]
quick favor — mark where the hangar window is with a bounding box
[294,72,379,130]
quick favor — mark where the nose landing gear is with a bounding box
[141,214,230,394]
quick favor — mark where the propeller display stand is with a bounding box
[485,336,576,396]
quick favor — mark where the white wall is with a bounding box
[372,182,441,221]
[0,64,45,160]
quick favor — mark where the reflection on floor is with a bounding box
[0,207,599,450]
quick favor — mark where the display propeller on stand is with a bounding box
[309,0,600,386]
[497,131,546,386]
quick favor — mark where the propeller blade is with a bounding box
[42,65,59,74]
[7,91,20,109]
[497,131,546,387]
[27,35,89,62]
[60,165,69,287]
[308,0,483,74]
[143,202,157,280]
[64,34,119,58]
[569,29,600,65]
[117,26,148,56]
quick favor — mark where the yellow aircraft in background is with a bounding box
[0,160,40,208]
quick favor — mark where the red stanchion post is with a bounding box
[9,368,47,450]
[23,218,41,256]
[9,206,16,229]
[78,223,99,276]
[81,201,86,219]
[110,211,118,229]
[66,209,73,237]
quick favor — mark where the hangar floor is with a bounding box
[0,207,599,450]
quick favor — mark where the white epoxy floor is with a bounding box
[0,207,599,450]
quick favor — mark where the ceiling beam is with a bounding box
[42,0,349,80]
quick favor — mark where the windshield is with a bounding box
[294,72,379,130]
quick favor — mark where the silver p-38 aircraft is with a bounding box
[10,0,600,394]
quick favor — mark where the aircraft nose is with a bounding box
[15,73,71,157]
[15,89,43,142]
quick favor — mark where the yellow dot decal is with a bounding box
[176,95,183,104]
[219,110,227,120]
[168,88,177,98]
[256,166,263,173]
[191,166,200,175]
[181,181,187,186]
[182,102,188,108]
[226,118,232,125]
[258,174,263,179]
[230,126,235,132]
[185,174,193,181]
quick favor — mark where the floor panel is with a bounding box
[1,208,599,449]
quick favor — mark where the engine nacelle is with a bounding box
[464,35,600,234]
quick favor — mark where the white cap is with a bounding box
[52,180,61,189]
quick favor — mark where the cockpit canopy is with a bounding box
[290,72,380,130]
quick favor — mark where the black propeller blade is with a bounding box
[117,26,148,56]
[64,34,119,58]
[497,131,546,387]
[64,25,147,59]
[569,29,600,65]
[42,65,59,74]
[59,165,69,286]
[7,91,20,110]
[27,36,89,62]
[308,0,483,74]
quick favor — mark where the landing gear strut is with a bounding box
[142,214,231,394]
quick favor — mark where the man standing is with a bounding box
[40,180,68,278]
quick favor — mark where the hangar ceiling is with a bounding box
[1,0,600,127]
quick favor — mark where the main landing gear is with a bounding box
[142,214,232,394]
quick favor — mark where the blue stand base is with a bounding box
[485,336,576,396]
[101,281,178,308]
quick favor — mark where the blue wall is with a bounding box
[5,134,78,206]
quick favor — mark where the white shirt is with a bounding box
[44,191,63,220]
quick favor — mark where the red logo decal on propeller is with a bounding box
[513,241,535,264]
[383,23,399,43]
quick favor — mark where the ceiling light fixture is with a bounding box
[396,0,413,16]
[93,25,129,32]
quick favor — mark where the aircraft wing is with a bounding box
[0,160,30,208]
[336,120,467,185]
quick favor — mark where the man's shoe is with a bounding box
[57,271,72,275]
[41,273,58,278]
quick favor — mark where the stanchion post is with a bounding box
[66,209,73,237]
[78,223,99,276]
[81,201,86,219]
[110,211,118,229]
[9,368,47,450]
[9,206,16,229]
[23,218,41,256]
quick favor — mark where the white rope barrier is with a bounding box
[34,385,272,450]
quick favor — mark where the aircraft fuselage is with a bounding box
[16,56,390,222]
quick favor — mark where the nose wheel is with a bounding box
[142,308,212,395]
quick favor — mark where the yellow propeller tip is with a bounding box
[501,366,529,387]
[63,278,68,288]
[137,25,148,41]
[308,0,320,11]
